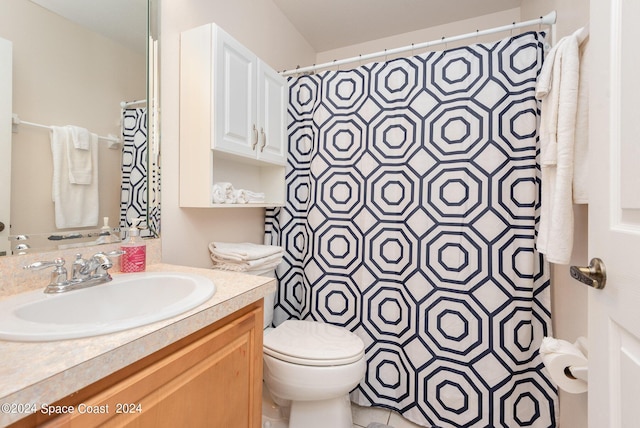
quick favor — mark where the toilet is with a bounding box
[251,267,366,428]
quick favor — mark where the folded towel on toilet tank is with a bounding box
[209,242,284,261]
[208,242,284,272]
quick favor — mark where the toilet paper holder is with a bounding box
[564,365,588,382]
[540,336,589,393]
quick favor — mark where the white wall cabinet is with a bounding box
[180,23,287,207]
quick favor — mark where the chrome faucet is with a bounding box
[24,251,124,293]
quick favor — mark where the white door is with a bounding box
[588,0,640,426]
[0,37,12,256]
[257,61,287,165]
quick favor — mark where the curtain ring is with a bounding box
[511,22,516,37]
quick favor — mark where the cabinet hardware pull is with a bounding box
[252,124,259,150]
[260,128,266,152]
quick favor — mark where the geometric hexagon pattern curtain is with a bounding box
[120,107,160,237]
[265,31,557,428]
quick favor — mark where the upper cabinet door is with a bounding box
[213,27,257,158]
[257,62,287,165]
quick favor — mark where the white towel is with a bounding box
[211,182,266,204]
[210,257,283,272]
[535,27,587,265]
[573,28,590,203]
[210,251,284,271]
[235,189,265,204]
[68,125,90,150]
[51,126,99,228]
[212,182,236,203]
[209,241,284,261]
[65,125,93,185]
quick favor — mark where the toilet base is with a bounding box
[262,384,288,428]
[289,394,353,428]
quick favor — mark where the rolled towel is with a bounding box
[212,182,236,203]
[209,242,284,261]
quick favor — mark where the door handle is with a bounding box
[570,258,606,289]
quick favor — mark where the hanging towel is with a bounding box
[68,125,91,150]
[51,126,99,229]
[573,28,590,203]
[65,125,93,185]
[535,27,587,265]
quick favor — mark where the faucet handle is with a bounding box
[24,258,69,292]
[23,257,66,271]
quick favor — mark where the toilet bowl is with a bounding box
[263,320,366,428]
[246,266,366,428]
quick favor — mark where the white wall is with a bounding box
[159,0,316,268]
[316,8,521,64]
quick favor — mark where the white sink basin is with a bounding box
[0,272,216,342]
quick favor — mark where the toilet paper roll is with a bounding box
[540,337,588,394]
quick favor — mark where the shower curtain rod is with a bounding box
[11,114,122,146]
[281,10,556,76]
[120,99,147,108]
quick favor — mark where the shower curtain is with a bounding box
[120,107,160,237]
[266,31,557,428]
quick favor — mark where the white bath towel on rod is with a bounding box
[535,27,588,264]
[50,126,99,228]
[65,126,93,185]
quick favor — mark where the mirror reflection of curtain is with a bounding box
[120,108,159,237]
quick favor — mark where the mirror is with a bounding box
[0,0,159,256]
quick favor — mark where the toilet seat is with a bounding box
[264,320,365,366]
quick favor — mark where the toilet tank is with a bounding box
[246,267,276,329]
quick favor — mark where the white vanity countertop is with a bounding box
[0,263,275,426]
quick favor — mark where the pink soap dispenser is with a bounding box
[120,218,146,273]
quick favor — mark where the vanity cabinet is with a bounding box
[12,301,264,428]
[180,23,288,207]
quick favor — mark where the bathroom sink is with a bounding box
[0,272,216,342]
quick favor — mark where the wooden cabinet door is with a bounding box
[39,303,263,428]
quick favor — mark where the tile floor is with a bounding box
[351,403,423,428]
[262,385,423,428]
